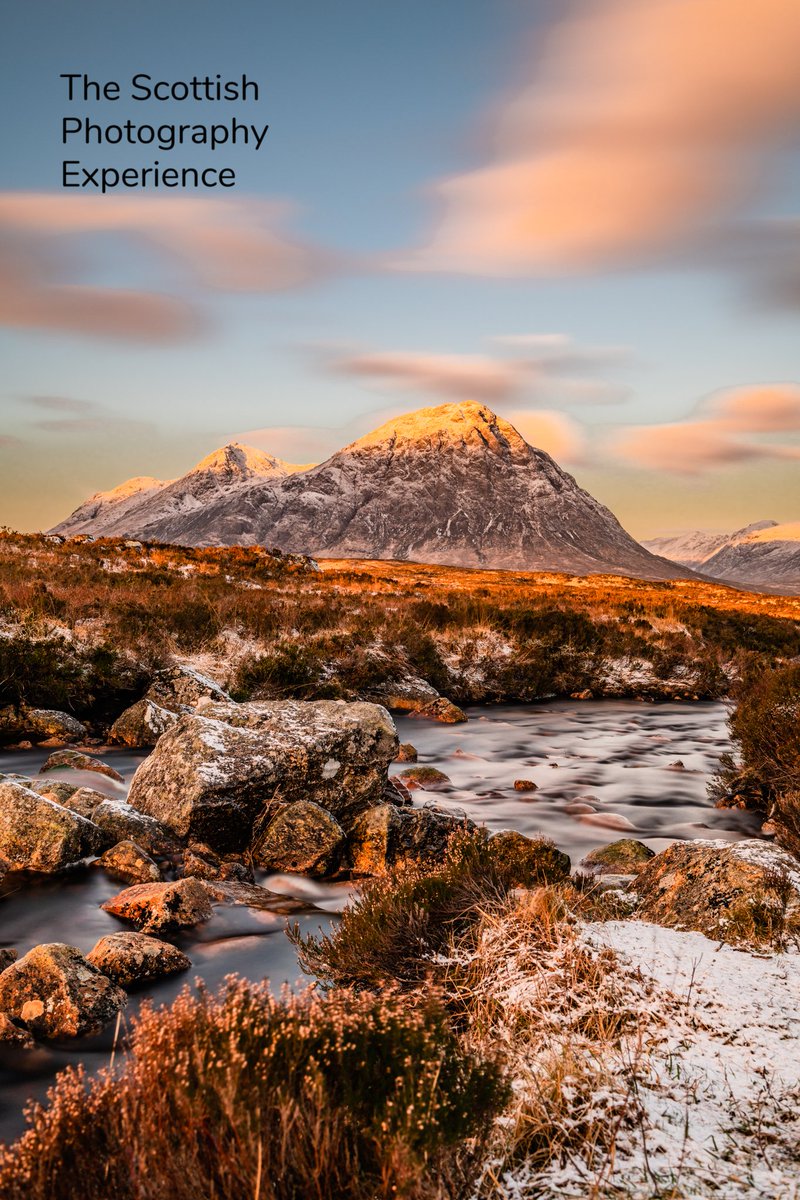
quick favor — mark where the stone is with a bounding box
[368,677,440,713]
[0,707,86,743]
[200,880,305,914]
[57,786,108,819]
[488,831,571,887]
[0,943,126,1039]
[26,779,80,806]
[147,663,232,711]
[396,742,418,763]
[91,800,179,857]
[384,776,413,806]
[411,697,468,724]
[39,750,124,784]
[396,766,451,791]
[87,932,190,989]
[0,1012,34,1048]
[101,877,213,933]
[108,699,179,748]
[348,802,474,875]
[513,780,538,792]
[634,839,800,947]
[0,782,108,872]
[0,948,18,972]
[127,699,397,855]
[99,840,163,885]
[255,801,345,877]
[581,839,655,876]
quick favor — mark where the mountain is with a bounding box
[644,520,800,592]
[52,402,691,580]
[54,444,309,540]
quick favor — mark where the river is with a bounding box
[0,699,759,1143]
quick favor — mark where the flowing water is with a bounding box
[0,699,759,1144]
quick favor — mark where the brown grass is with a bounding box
[0,978,507,1200]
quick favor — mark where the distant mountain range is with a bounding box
[644,521,800,592]
[51,402,688,581]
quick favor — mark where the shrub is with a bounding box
[293,832,568,991]
[0,978,507,1200]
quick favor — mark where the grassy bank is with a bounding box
[2,532,799,729]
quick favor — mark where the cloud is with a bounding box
[612,383,800,473]
[402,0,800,275]
[19,394,156,437]
[501,409,587,464]
[0,193,333,342]
[322,336,630,406]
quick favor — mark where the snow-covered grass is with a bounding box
[469,896,800,1200]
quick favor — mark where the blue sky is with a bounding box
[1,0,798,535]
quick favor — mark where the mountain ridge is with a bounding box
[52,402,693,581]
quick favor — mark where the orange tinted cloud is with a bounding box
[332,351,522,401]
[406,0,800,273]
[612,383,800,473]
[0,193,332,341]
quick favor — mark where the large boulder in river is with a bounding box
[581,839,655,876]
[0,943,126,1038]
[348,803,474,875]
[0,782,107,872]
[634,838,800,947]
[255,800,345,876]
[101,877,213,933]
[108,699,179,748]
[87,932,190,989]
[127,699,398,855]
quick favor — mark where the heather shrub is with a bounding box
[712,663,800,854]
[293,831,568,991]
[0,978,507,1200]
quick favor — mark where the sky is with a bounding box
[1,0,798,538]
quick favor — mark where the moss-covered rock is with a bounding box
[254,801,345,877]
[581,839,655,875]
[488,831,571,888]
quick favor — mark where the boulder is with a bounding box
[200,880,306,914]
[91,800,179,857]
[396,742,418,763]
[147,664,232,711]
[0,949,18,972]
[127,700,397,855]
[581,839,655,876]
[0,782,108,872]
[348,803,474,875]
[99,840,163,885]
[26,779,79,805]
[40,749,124,784]
[57,785,108,819]
[0,943,126,1038]
[634,838,800,947]
[513,779,538,792]
[0,1012,34,1048]
[396,766,451,791]
[101,877,213,933]
[410,698,468,724]
[0,707,86,744]
[368,676,440,712]
[87,932,190,989]
[108,699,179,748]
[255,801,345,877]
[488,831,571,888]
[177,843,252,882]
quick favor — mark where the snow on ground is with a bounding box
[582,921,800,1199]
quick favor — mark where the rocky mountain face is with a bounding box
[645,521,800,592]
[53,402,689,580]
[54,444,308,541]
